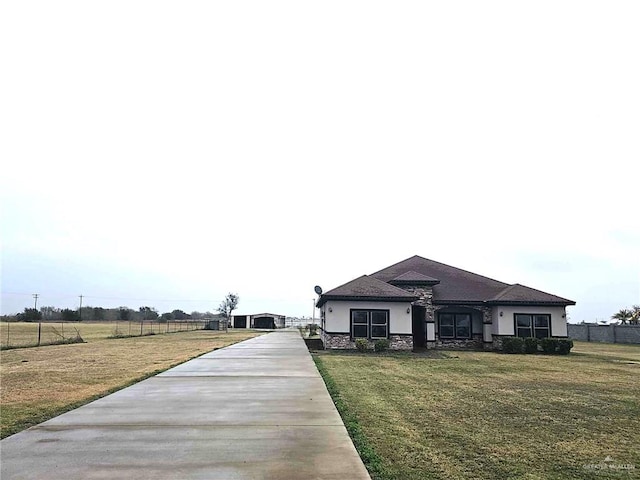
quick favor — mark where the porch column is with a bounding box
[482,307,493,347]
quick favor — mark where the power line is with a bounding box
[1,292,216,303]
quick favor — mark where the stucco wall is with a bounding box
[491,306,567,337]
[321,300,412,334]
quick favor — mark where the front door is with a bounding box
[412,306,426,349]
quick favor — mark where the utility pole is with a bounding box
[33,293,39,310]
[79,295,83,321]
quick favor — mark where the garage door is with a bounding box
[254,317,275,329]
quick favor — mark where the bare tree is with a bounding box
[218,293,239,331]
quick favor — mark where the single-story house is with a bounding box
[231,313,286,329]
[316,255,575,350]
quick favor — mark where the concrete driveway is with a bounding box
[0,330,370,479]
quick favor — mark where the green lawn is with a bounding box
[314,342,640,480]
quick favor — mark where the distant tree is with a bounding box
[17,308,42,322]
[118,307,133,321]
[612,309,633,325]
[92,307,106,321]
[631,305,640,325]
[217,293,239,323]
[139,306,159,320]
[61,308,81,322]
[171,309,190,320]
[190,311,204,320]
[40,306,61,321]
[159,312,174,322]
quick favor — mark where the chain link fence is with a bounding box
[0,320,208,349]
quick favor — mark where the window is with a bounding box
[350,310,389,340]
[438,313,471,339]
[515,314,551,338]
[352,311,368,338]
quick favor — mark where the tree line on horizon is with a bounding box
[3,306,224,323]
[2,292,241,324]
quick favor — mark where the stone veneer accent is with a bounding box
[321,332,352,349]
[389,334,413,350]
[320,331,413,350]
[435,334,484,350]
[399,285,434,321]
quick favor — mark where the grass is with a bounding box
[0,329,263,438]
[0,321,205,348]
[314,341,640,480]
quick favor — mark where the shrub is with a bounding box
[374,339,390,352]
[540,337,558,354]
[524,337,539,354]
[355,338,369,352]
[502,336,525,354]
[557,339,574,355]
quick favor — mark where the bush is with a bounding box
[502,336,525,354]
[540,337,558,354]
[374,339,390,352]
[355,338,369,352]
[502,336,572,355]
[557,339,574,355]
[524,337,539,354]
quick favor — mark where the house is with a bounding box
[231,313,286,329]
[316,255,575,350]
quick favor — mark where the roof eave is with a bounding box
[433,300,486,306]
[485,300,576,306]
[317,295,419,307]
[434,299,576,307]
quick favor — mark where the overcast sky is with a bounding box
[1,1,638,322]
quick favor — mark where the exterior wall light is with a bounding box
[407,307,411,314]
[328,307,332,312]
[499,311,504,317]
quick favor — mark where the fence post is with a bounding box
[38,322,42,346]
[613,325,617,344]
[6,321,10,347]
[140,321,143,336]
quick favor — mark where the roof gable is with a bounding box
[371,255,509,302]
[487,284,576,305]
[317,275,418,306]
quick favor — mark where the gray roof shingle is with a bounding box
[370,255,575,305]
[390,271,440,285]
[487,284,575,305]
[371,255,509,302]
